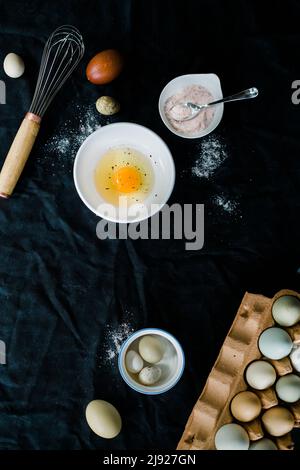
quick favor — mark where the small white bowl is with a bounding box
[73,123,175,223]
[118,328,185,395]
[158,73,223,139]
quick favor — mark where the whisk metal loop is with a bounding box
[29,25,85,118]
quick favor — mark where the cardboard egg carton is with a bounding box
[177,289,300,450]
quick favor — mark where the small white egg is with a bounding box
[258,327,293,360]
[139,335,164,364]
[3,53,25,78]
[290,342,300,372]
[215,423,249,450]
[249,438,277,450]
[272,295,300,327]
[275,373,300,403]
[85,400,122,439]
[125,350,144,374]
[138,365,162,385]
[245,360,277,390]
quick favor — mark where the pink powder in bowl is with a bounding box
[164,84,215,136]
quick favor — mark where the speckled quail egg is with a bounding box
[138,365,162,385]
[96,96,120,115]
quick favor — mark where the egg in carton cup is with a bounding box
[177,289,300,450]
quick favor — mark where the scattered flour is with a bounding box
[190,135,241,217]
[191,135,227,179]
[213,194,239,214]
[37,103,107,173]
[102,321,135,364]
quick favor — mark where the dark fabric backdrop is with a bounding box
[0,0,299,450]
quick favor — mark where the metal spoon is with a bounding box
[171,87,259,122]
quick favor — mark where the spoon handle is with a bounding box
[207,87,259,107]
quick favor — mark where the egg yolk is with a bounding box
[112,166,141,193]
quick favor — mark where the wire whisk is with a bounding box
[0,25,85,198]
[30,25,84,117]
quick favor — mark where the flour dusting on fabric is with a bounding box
[189,135,241,217]
[101,321,135,365]
[191,135,228,179]
[213,193,242,219]
[37,104,106,173]
[213,194,239,214]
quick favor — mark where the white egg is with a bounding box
[85,400,122,439]
[272,295,300,327]
[249,438,277,450]
[258,327,293,360]
[125,350,144,374]
[275,373,300,403]
[3,53,25,78]
[290,343,300,372]
[138,335,164,364]
[245,360,277,390]
[139,365,162,385]
[215,423,249,450]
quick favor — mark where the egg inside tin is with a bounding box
[138,335,164,364]
[123,334,178,389]
[94,147,154,206]
[139,365,162,385]
[125,350,144,374]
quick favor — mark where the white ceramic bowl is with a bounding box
[158,73,223,139]
[118,328,185,395]
[73,123,175,223]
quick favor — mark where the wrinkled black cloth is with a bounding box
[0,0,299,450]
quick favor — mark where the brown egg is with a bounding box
[262,406,294,436]
[230,391,262,422]
[86,49,123,85]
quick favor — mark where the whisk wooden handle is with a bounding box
[0,113,41,198]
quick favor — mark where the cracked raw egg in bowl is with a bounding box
[74,123,175,223]
[94,146,154,206]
